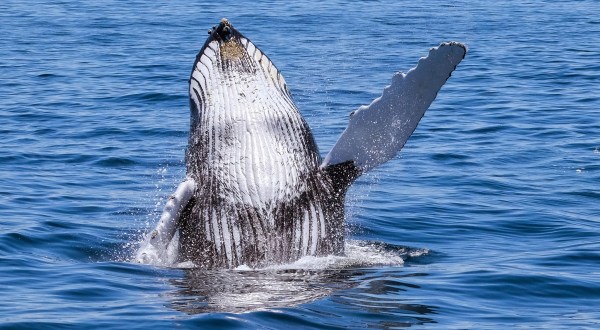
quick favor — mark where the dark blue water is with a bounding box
[2,0,599,328]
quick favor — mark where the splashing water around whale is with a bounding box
[135,18,466,269]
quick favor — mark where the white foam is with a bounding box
[134,236,423,270]
[234,240,421,271]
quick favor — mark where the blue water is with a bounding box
[2,0,600,328]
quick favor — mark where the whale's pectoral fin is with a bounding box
[134,178,197,265]
[322,42,466,177]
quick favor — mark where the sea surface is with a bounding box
[1,0,599,329]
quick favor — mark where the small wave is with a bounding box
[94,156,139,167]
[107,92,181,103]
[36,73,62,78]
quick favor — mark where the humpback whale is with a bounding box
[135,18,466,268]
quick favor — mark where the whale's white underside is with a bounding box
[189,37,309,210]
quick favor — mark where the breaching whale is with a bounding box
[135,18,466,268]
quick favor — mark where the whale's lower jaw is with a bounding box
[177,171,346,269]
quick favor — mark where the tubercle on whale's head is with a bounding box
[204,18,246,60]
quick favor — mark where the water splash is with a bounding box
[134,234,425,270]
[161,241,426,314]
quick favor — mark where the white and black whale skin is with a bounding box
[136,19,466,268]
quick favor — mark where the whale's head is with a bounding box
[194,18,281,75]
[188,18,292,135]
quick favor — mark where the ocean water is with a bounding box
[1,0,599,328]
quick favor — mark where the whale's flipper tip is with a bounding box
[441,41,467,51]
[437,41,467,61]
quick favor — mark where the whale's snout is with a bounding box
[208,18,235,42]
